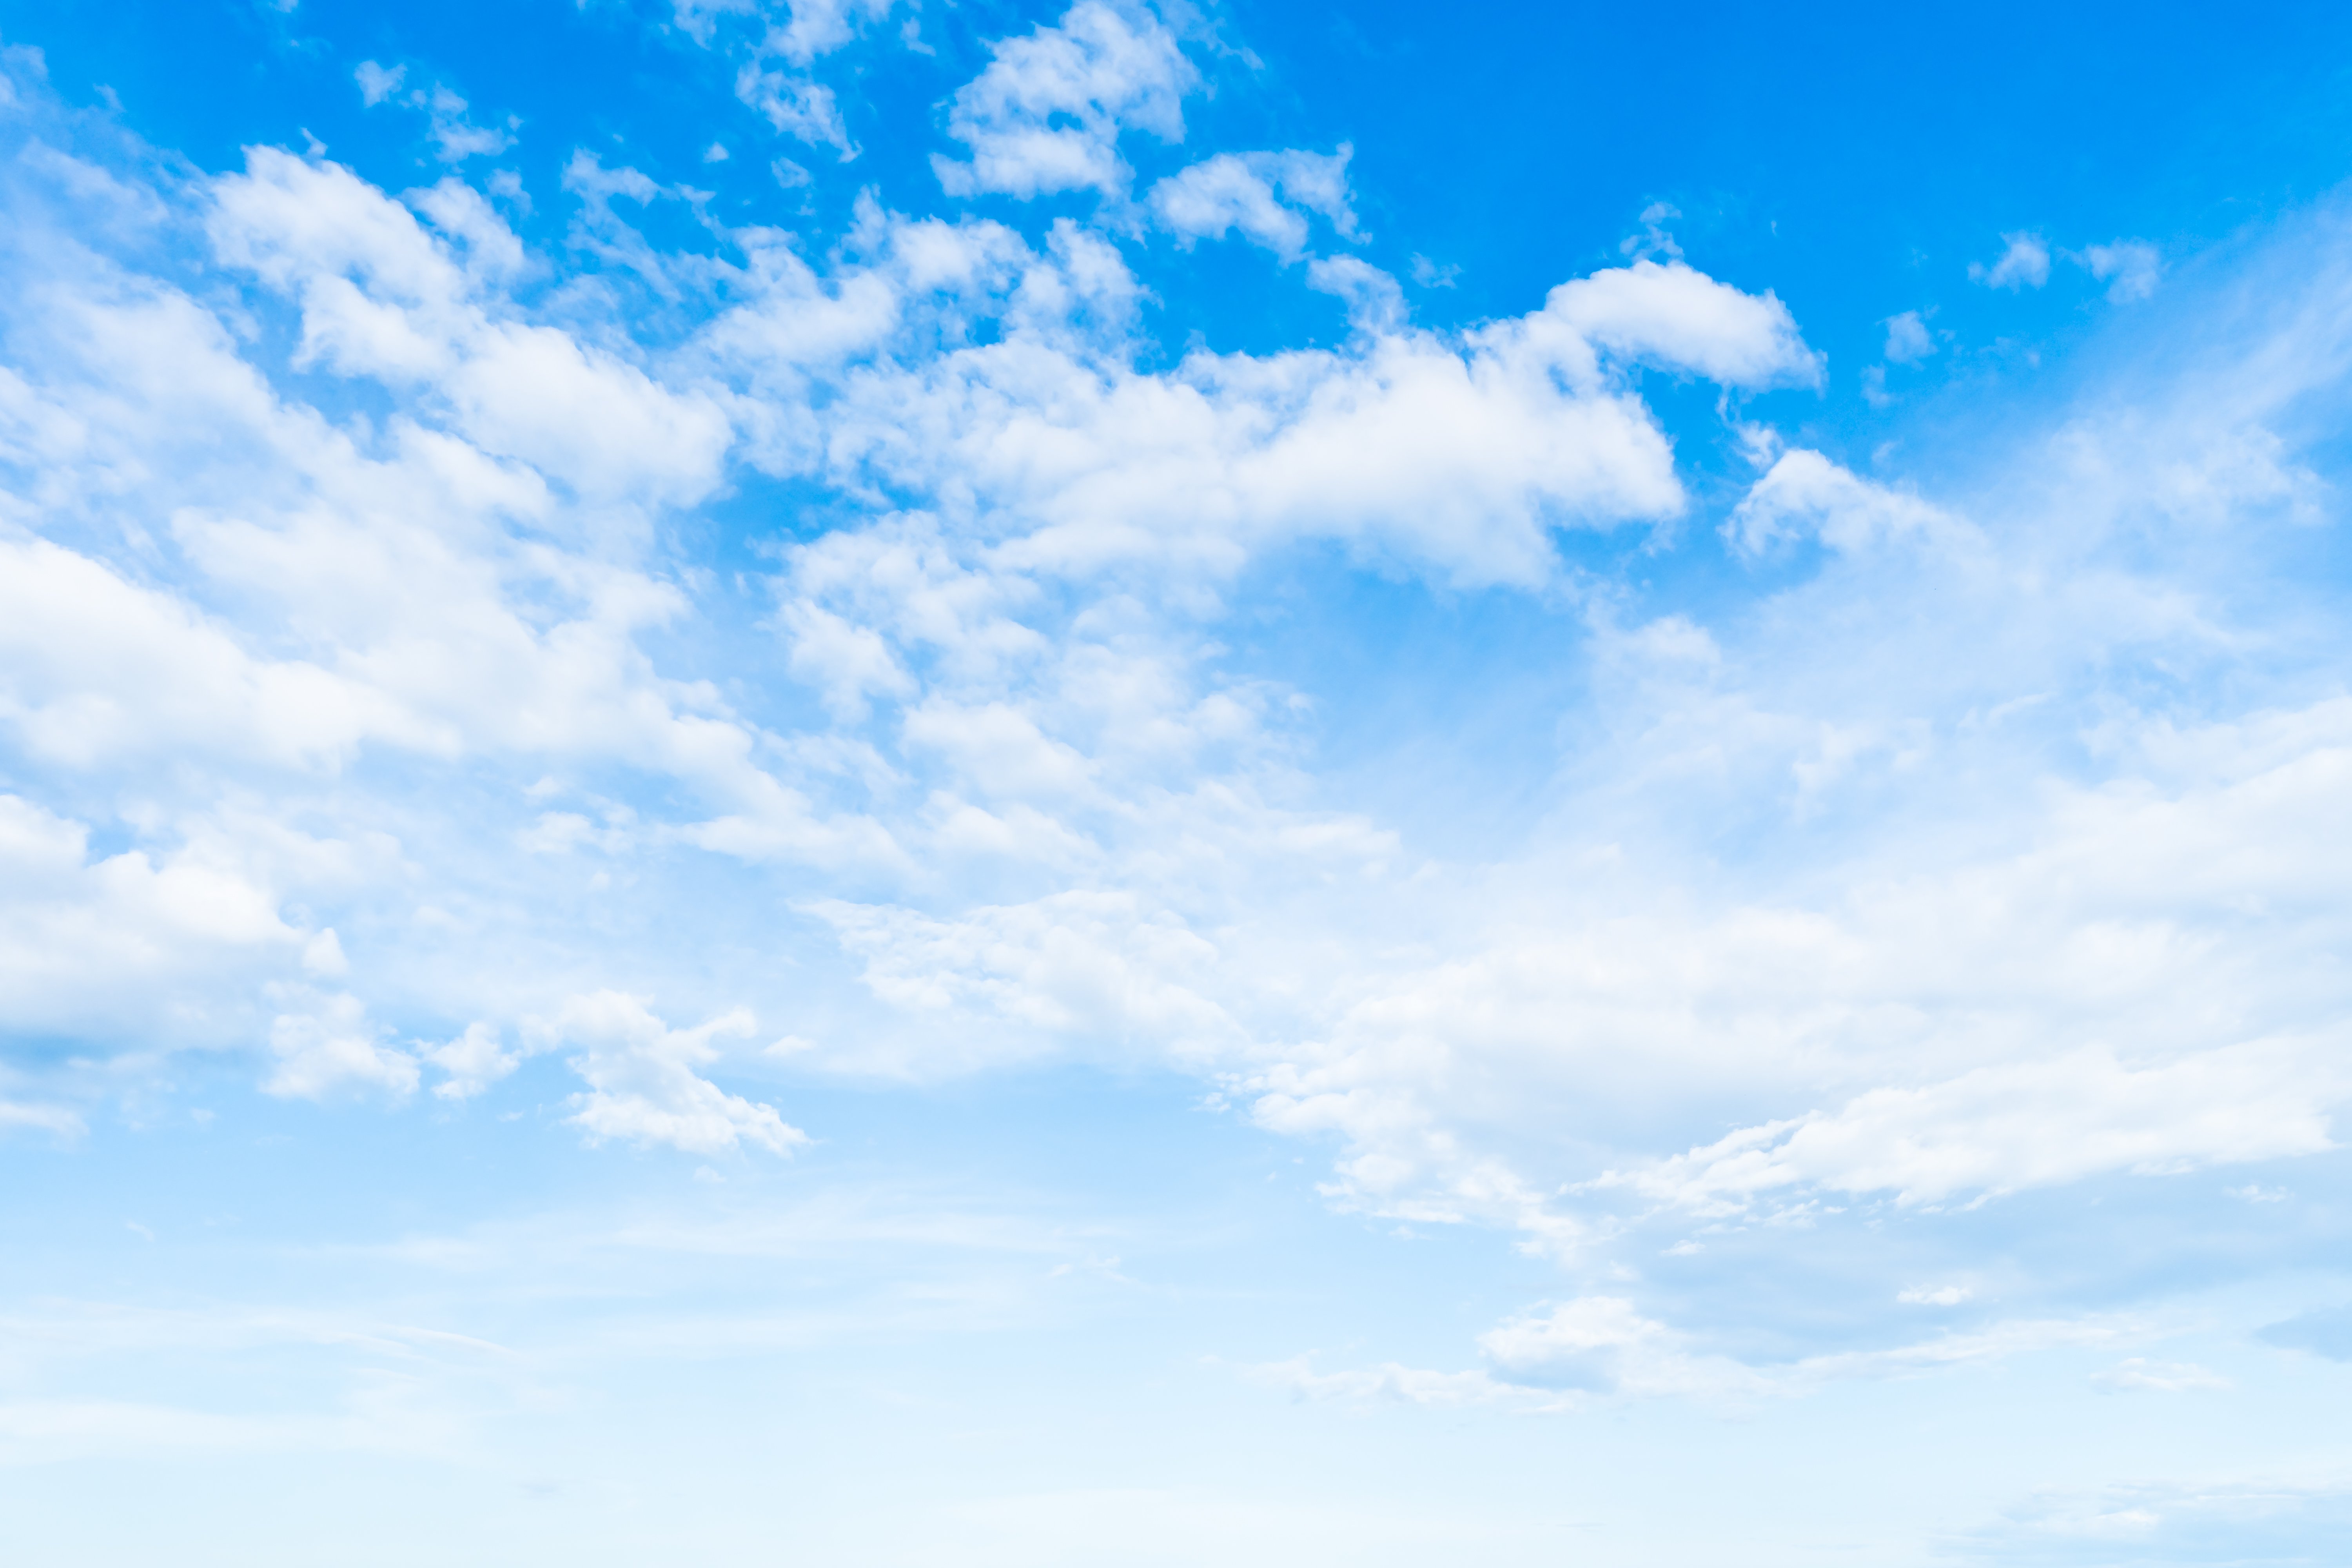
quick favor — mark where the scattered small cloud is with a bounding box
[353,63,515,162]
[1621,200,1683,261]
[1408,253,1459,288]
[2078,238,2162,301]
[1884,309,1935,363]
[1898,1284,1972,1306]
[354,60,405,107]
[1971,230,2050,290]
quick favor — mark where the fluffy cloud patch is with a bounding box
[551,992,807,1156]
[2079,238,2162,302]
[933,1,1194,199]
[1973,230,2051,289]
[1147,147,1356,259]
[1726,448,1960,554]
[1884,309,1935,363]
[265,992,420,1100]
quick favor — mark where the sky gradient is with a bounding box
[5,2,2352,1563]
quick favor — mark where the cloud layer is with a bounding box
[2,5,2350,1462]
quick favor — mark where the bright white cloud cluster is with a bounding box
[1972,229,2051,289]
[1147,147,1358,260]
[933,1,1194,198]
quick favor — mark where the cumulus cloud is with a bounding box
[1972,230,2051,290]
[1408,253,1459,288]
[695,0,900,154]
[425,1022,520,1100]
[764,0,893,64]
[1303,254,1403,332]
[1884,308,1935,363]
[1725,448,1959,554]
[1146,147,1356,259]
[736,62,854,156]
[1479,1296,1765,1397]
[354,60,405,107]
[265,992,420,1100]
[933,1,1194,199]
[2078,238,2162,301]
[549,992,807,1156]
[712,246,1818,588]
[0,791,310,1047]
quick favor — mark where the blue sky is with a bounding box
[5,1,2352,1562]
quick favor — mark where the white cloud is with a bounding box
[353,61,405,108]
[265,992,420,1100]
[352,67,512,162]
[1408,254,1459,289]
[1479,1296,1766,1397]
[1233,679,2352,1245]
[419,87,512,163]
[1304,254,1403,332]
[0,792,314,1047]
[1897,1284,1972,1306]
[1884,309,1935,363]
[1146,147,1356,260]
[933,1,1195,200]
[704,0,899,155]
[1725,448,1959,554]
[1149,156,1302,256]
[212,148,732,503]
[736,62,854,156]
[0,535,416,769]
[1972,230,2051,290]
[549,991,808,1155]
[1546,258,1822,388]
[813,891,1243,1070]
[425,1022,521,1100]
[765,0,894,66]
[712,240,1818,590]
[2079,238,2162,302]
